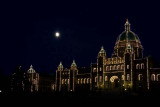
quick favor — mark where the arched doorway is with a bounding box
[110,76,120,88]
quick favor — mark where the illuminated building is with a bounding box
[56,19,160,92]
[27,65,39,92]
[91,19,160,92]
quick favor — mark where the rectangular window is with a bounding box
[100,67,102,71]
[105,76,108,81]
[127,65,130,69]
[99,76,102,82]
[127,74,130,81]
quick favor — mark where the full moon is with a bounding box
[55,32,60,37]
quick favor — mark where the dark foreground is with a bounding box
[0,91,159,106]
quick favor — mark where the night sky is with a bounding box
[1,1,160,75]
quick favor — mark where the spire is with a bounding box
[71,60,77,68]
[125,18,131,32]
[58,62,63,70]
[30,65,33,69]
[99,46,106,53]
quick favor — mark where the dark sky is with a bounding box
[1,1,160,75]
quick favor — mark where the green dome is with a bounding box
[116,31,140,42]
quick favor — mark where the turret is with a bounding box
[58,62,63,71]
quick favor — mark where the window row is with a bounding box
[77,78,91,84]
[136,63,145,69]
[62,79,69,85]
[106,65,124,71]
[151,74,160,81]
[62,72,69,75]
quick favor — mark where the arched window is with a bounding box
[114,65,117,70]
[151,74,156,81]
[122,75,124,80]
[87,78,90,84]
[77,79,80,84]
[95,76,97,83]
[121,65,124,70]
[136,64,140,69]
[110,66,112,70]
[157,74,160,81]
[141,63,144,69]
[138,74,143,81]
[65,79,67,84]
[84,78,86,84]
[93,68,96,72]
[105,76,108,81]
[81,78,83,84]
[62,79,64,85]
[117,65,120,70]
[106,66,109,71]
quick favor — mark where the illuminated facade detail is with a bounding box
[157,74,160,81]
[151,74,156,81]
[27,65,39,92]
[138,74,143,81]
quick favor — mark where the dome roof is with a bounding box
[116,31,140,42]
[27,65,36,73]
[116,19,140,43]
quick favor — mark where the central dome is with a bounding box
[116,31,140,42]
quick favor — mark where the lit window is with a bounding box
[136,64,140,69]
[100,67,102,71]
[138,74,143,81]
[95,76,97,83]
[157,74,160,81]
[105,76,108,81]
[121,65,124,70]
[110,66,112,70]
[127,65,130,69]
[93,68,97,72]
[122,75,124,80]
[62,79,64,85]
[78,79,80,84]
[141,63,144,69]
[127,74,130,81]
[99,76,102,82]
[117,65,120,70]
[81,78,83,84]
[87,78,90,84]
[106,66,109,71]
[84,78,86,84]
[65,79,67,84]
[68,79,69,84]
[151,74,156,81]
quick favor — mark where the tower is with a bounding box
[124,43,135,90]
[97,46,107,89]
[56,62,63,91]
[27,65,39,92]
[70,60,78,92]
